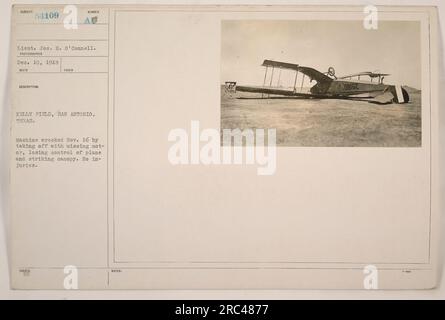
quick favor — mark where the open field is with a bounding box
[221,87,421,147]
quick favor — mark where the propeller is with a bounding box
[327,67,336,78]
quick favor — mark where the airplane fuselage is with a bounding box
[311,79,388,97]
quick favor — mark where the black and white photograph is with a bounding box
[221,20,422,147]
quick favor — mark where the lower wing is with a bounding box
[234,85,322,98]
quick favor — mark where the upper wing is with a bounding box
[261,59,333,84]
[338,72,391,79]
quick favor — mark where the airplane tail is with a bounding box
[391,85,410,103]
[370,85,410,104]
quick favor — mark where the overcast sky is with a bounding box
[221,20,421,89]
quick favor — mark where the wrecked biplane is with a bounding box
[226,59,409,104]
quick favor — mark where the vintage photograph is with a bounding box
[221,20,422,147]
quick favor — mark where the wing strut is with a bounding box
[293,70,299,93]
[262,66,268,98]
[300,73,305,93]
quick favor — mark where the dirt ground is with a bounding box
[220,87,421,147]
